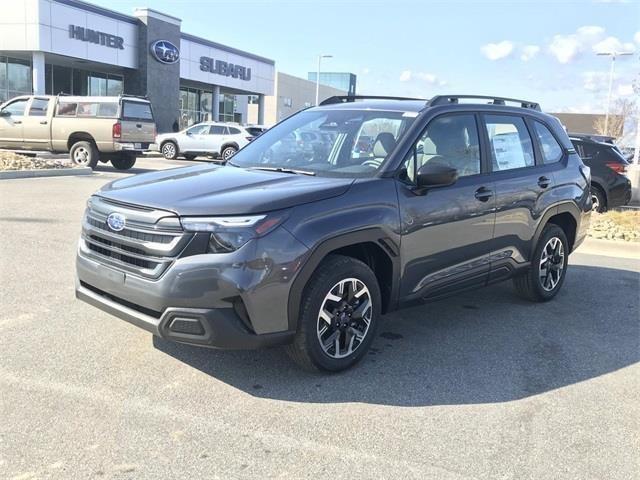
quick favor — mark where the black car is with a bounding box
[76,95,591,372]
[569,134,632,212]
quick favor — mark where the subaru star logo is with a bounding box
[150,40,180,65]
[106,213,126,232]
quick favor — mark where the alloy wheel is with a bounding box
[162,143,176,159]
[222,148,236,160]
[591,193,600,212]
[539,237,565,292]
[317,278,372,359]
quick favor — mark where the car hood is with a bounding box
[96,164,354,216]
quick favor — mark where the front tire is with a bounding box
[285,255,381,372]
[161,141,178,160]
[514,224,568,302]
[111,155,136,170]
[69,141,98,168]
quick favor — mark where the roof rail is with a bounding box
[427,95,541,111]
[320,95,426,106]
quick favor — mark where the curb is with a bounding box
[576,237,640,260]
[0,167,93,180]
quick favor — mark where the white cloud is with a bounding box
[480,41,514,60]
[635,31,640,44]
[618,84,634,96]
[593,36,636,54]
[361,67,370,75]
[548,25,607,63]
[520,45,540,61]
[399,70,412,82]
[582,71,612,91]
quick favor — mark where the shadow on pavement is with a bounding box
[153,264,639,406]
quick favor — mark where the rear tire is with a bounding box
[161,141,178,160]
[285,255,381,372]
[591,186,606,213]
[514,224,568,302]
[221,145,237,160]
[111,155,136,170]
[69,141,98,168]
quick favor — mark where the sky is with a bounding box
[91,0,640,113]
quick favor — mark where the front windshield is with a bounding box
[229,109,417,177]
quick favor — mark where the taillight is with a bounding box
[112,122,121,139]
[605,162,626,174]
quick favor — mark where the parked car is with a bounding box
[569,134,632,212]
[0,94,155,170]
[153,122,254,160]
[244,125,268,137]
[76,94,591,372]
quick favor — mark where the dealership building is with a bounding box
[0,0,275,132]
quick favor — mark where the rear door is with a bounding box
[397,112,496,301]
[202,125,226,153]
[21,97,52,149]
[484,114,564,278]
[119,100,155,146]
[0,97,29,148]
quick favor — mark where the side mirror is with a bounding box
[185,130,192,136]
[0,110,11,117]
[416,163,458,189]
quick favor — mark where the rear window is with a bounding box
[121,101,153,121]
[245,127,264,136]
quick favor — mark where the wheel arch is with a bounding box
[160,138,179,151]
[287,229,400,331]
[221,142,239,152]
[590,180,607,205]
[532,203,580,255]
[67,132,97,151]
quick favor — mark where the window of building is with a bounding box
[283,97,292,108]
[28,98,49,116]
[533,121,563,164]
[248,95,259,104]
[484,115,535,171]
[0,56,32,103]
[404,114,481,182]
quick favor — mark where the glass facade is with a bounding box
[179,86,239,129]
[0,56,32,103]
[43,64,123,96]
[307,72,357,96]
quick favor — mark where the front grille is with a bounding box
[80,197,192,279]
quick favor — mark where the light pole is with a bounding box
[315,54,333,106]
[597,51,633,136]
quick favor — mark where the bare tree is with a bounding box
[594,98,637,138]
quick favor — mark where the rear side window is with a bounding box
[210,126,226,135]
[28,98,49,116]
[533,121,563,164]
[485,115,535,171]
[121,101,153,121]
[228,127,241,135]
[57,102,78,116]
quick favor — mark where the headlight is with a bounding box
[180,212,288,253]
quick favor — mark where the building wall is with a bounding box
[550,112,624,136]
[247,71,346,125]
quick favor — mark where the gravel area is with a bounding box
[0,151,74,170]
[589,211,640,242]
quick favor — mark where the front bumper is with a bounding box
[75,226,309,349]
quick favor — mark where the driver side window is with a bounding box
[403,114,480,183]
[2,99,28,117]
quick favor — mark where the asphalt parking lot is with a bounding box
[1,157,638,479]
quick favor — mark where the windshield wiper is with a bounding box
[248,166,316,176]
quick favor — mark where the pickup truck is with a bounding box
[0,94,156,170]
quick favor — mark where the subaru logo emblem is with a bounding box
[106,213,126,232]
[150,40,180,65]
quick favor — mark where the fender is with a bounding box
[286,228,401,331]
[531,201,581,255]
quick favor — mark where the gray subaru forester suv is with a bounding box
[76,95,591,371]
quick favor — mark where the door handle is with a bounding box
[538,176,550,189]
[13,120,22,125]
[39,120,47,125]
[474,187,493,202]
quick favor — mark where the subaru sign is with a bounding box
[106,213,126,232]
[150,40,180,65]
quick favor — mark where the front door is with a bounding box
[181,124,210,153]
[0,98,29,149]
[397,113,496,301]
[21,97,52,149]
